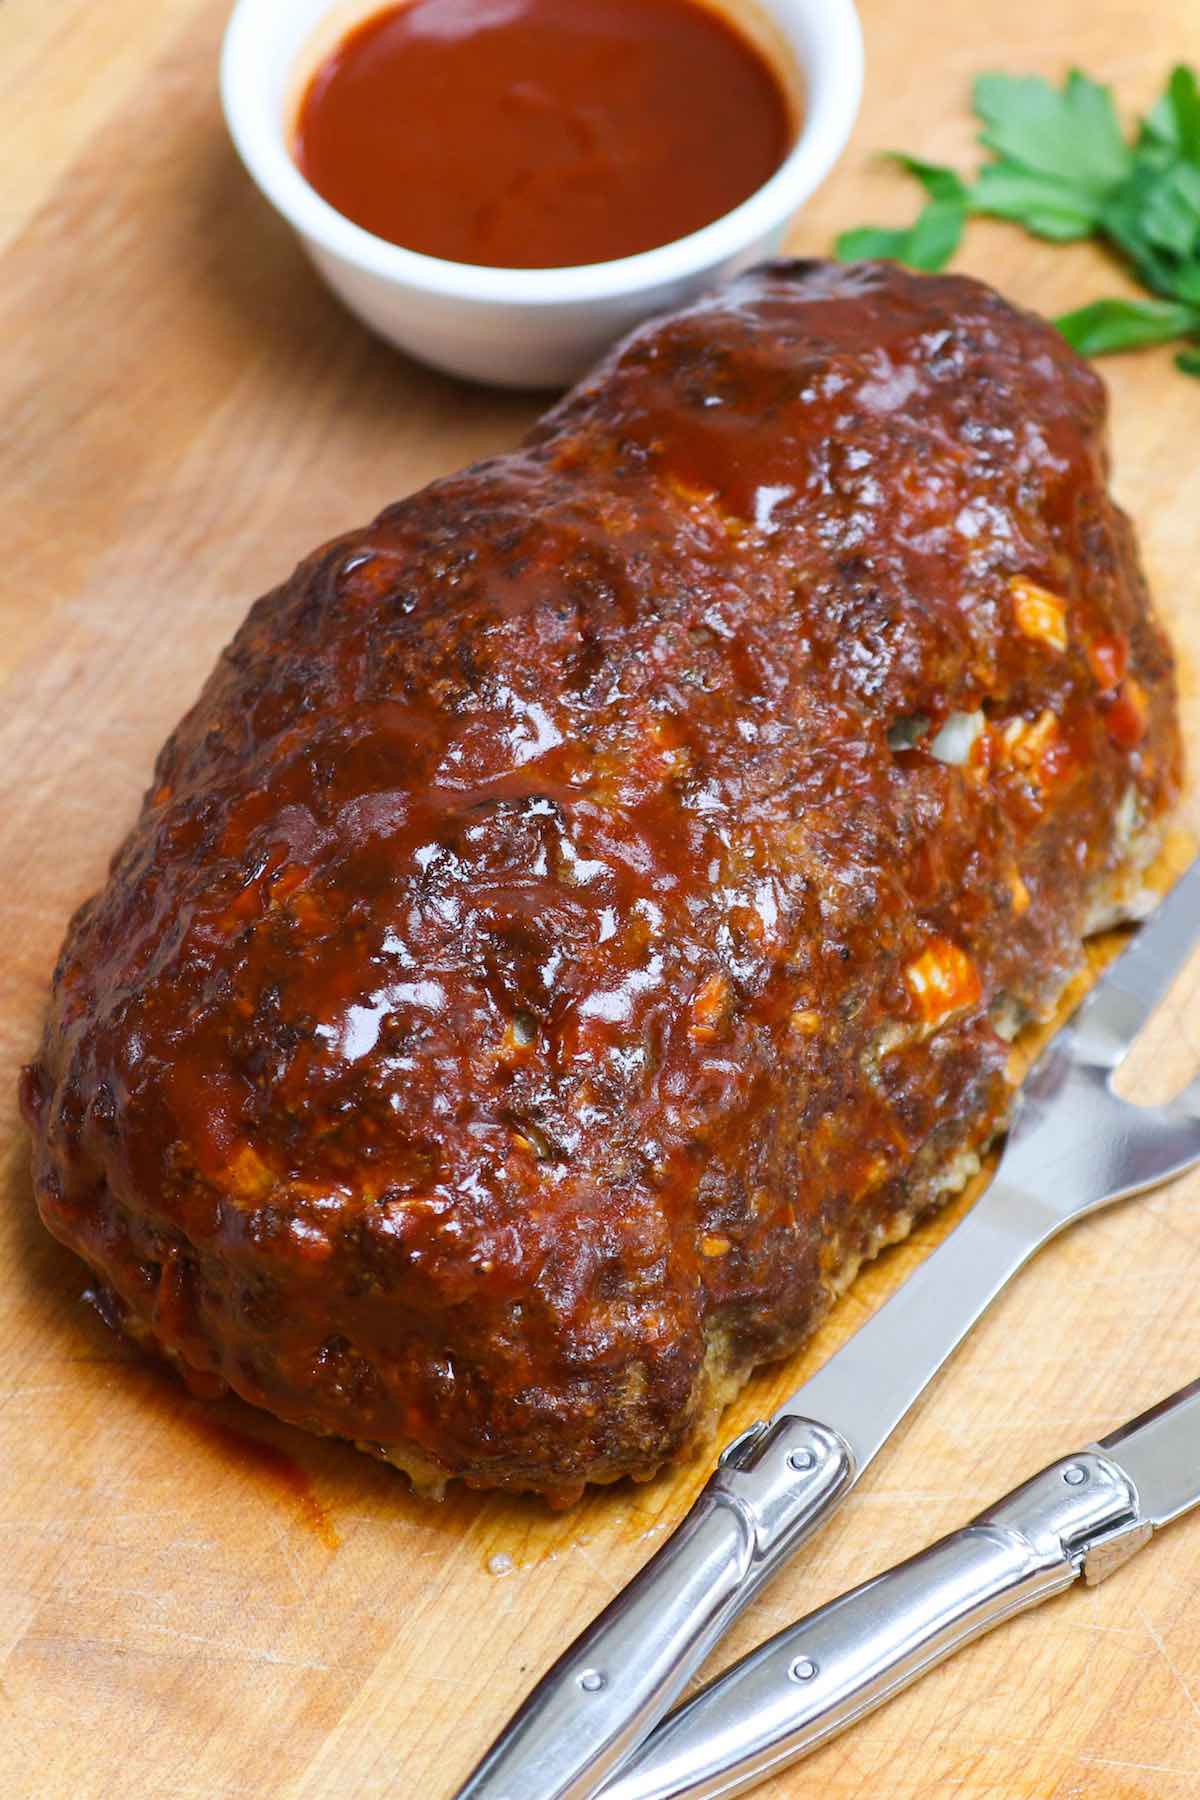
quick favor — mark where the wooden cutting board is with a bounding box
[3,2,1199,1795]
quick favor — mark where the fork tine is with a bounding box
[1071,855,1200,1069]
[1096,1093,1200,1198]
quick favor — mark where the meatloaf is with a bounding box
[21,261,1181,1505]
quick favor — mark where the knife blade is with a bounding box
[1097,1376,1200,1525]
[600,1377,1200,1800]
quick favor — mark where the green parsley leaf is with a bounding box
[835,196,967,272]
[1056,297,1200,354]
[1145,65,1200,163]
[1140,158,1200,257]
[835,157,967,271]
[834,224,920,261]
[972,70,1131,196]
[1169,262,1200,305]
[1100,153,1200,284]
[887,155,971,206]
[971,163,1100,239]
[835,62,1200,377]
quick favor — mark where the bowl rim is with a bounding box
[220,0,864,308]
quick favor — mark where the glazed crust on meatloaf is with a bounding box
[20,261,1181,1505]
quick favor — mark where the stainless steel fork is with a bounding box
[454,857,1200,1800]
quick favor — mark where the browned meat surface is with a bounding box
[20,262,1181,1505]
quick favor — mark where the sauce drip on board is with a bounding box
[293,0,793,269]
[187,1407,343,1551]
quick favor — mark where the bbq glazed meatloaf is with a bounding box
[21,261,1181,1505]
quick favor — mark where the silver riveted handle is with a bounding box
[452,1416,856,1800]
[601,1452,1144,1800]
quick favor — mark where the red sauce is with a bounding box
[293,0,793,268]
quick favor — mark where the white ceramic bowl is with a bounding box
[220,0,864,389]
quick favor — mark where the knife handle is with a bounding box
[452,1415,856,1800]
[600,1451,1148,1800]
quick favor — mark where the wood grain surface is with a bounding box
[4,2,1200,1795]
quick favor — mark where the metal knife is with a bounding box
[601,1376,1200,1800]
[453,857,1200,1800]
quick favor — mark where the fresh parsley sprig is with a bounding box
[835,65,1200,374]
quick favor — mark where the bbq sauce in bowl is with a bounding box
[293,0,794,270]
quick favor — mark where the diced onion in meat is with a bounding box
[929,710,984,765]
